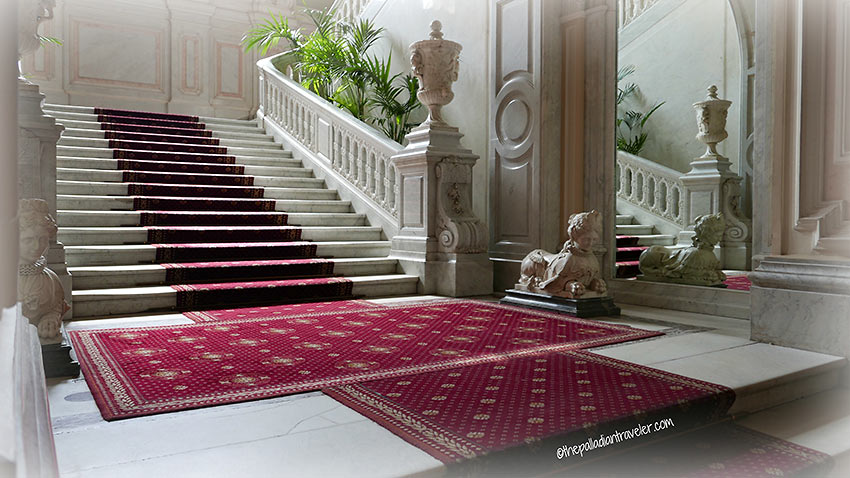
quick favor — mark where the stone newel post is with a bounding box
[679,86,751,269]
[389,21,493,296]
[17,0,71,318]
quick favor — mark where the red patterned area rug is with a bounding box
[723,275,751,291]
[561,422,833,478]
[183,299,382,323]
[68,300,660,420]
[325,350,733,470]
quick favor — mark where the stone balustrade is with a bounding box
[616,150,685,227]
[257,59,401,220]
[618,0,661,29]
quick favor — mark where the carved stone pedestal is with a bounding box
[501,289,621,318]
[42,327,80,378]
[391,122,493,297]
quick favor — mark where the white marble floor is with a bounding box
[49,297,848,478]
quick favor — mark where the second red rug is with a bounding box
[69,300,660,420]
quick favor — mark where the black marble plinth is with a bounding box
[42,332,80,378]
[500,289,621,318]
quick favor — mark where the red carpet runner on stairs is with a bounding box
[92,108,354,309]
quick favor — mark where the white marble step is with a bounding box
[57,166,314,183]
[48,111,265,135]
[59,126,276,145]
[58,136,286,156]
[57,156,304,175]
[57,210,366,227]
[58,225,383,246]
[616,214,634,225]
[45,103,257,127]
[69,257,400,289]
[70,274,419,318]
[58,194,348,213]
[616,224,655,235]
[58,178,328,196]
[65,241,393,267]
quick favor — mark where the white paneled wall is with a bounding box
[20,0,298,118]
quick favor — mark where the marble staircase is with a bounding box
[45,104,419,319]
[615,212,676,278]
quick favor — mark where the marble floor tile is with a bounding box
[54,392,343,473]
[61,418,444,478]
[650,343,844,392]
[593,331,754,365]
[736,388,850,457]
[65,313,192,331]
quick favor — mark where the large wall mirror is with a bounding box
[612,0,755,292]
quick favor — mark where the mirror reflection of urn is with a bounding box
[693,85,731,157]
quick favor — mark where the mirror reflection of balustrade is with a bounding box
[618,0,661,29]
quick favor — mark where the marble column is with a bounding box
[390,21,493,297]
[1,1,60,476]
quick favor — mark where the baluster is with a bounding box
[630,168,639,202]
[375,157,384,203]
[343,136,351,176]
[357,146,366,188]
[666,185,676,218]
[366,151,375,198]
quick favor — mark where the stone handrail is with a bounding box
[257,55,401,222]
[618,0,661,29]
[331,0,370,23]
[616,150,685,227]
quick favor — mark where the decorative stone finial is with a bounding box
[693,85,732,158]
[409,20,462,125]
[429,20,443,40]
[18,0,56,80]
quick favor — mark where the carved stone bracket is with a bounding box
[435,156,487,254]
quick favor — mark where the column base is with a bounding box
[42,329,80,378]
[501,289,621,318]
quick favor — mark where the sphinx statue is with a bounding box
[516,210,607,299]
[18,198,69,344]
[638,212,727,287]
